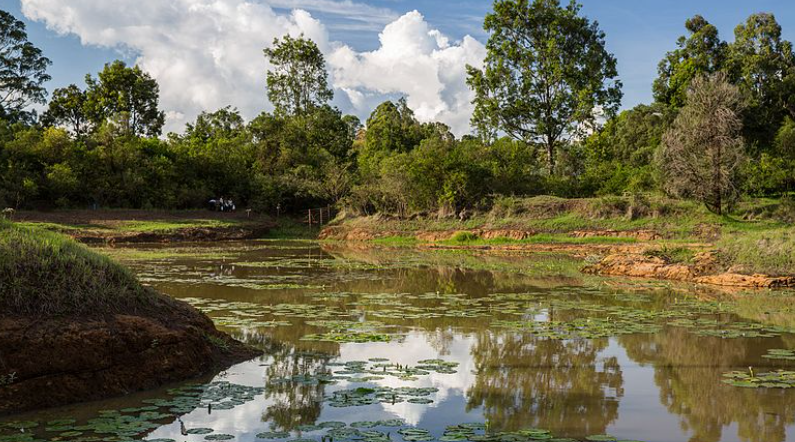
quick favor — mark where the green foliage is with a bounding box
[582,104,674,194]
[5,7,795,215]
[359,99,426,176]
[84,61,166,137]
[727,13,795,150]
[264,35,333,117]
[450,231,480,243]
[0,9,51,121]
[42,84,90,137]
[467,0,622,174]
[653,15,727,108]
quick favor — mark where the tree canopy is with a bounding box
[653,15,728,108]
[84,61,165,137]
[467,0,622,174]
[0,9,51,122]
[264,35,333,117]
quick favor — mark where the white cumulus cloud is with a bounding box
[20,0,485,136]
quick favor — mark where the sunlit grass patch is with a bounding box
[118,219,239,232]
[0,220,161,316]
[717,228,795,276]
[439,233,638,246]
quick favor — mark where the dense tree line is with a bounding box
[1,2,794,216]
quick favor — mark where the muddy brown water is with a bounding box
[2,240,795,442]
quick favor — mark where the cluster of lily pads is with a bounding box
[326,386,440,407]
[491,317,662,340]
[244,421,645,442]
[272,358,459,386]
[761,348,795,361]
[171,280,795,346]
[0,381,263,442]
[722,369,795,388]
[668,318,789,339]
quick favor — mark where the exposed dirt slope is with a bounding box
[0,293,260,415]
[583,253,795,289]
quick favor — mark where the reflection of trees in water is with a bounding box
[321,244,584,292]
[235,331,339,432]
[466,332,622,436]
[620,328,795,442]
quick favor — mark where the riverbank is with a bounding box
[320,196,795,289]
[11,209,277,244]
[0,221,261,415]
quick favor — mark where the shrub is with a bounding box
[450,231,480,242]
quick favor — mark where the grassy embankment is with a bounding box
[0,220,167,316]
[13,209,260,234]
[11,209,316,241]
[337,195,795,277]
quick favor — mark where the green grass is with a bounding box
[15,221,105,232]
[0,220,166,316]
[717,228,795,276]
[439,233,639,246]
[643,245,697,264]
[118,219,239,232]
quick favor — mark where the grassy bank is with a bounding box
[14,209,268,234]
[718,228,795,276]
[328,196,795,277]
[0,220,164,316]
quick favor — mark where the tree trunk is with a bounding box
[546,142,556,175]
[713,145,722,215]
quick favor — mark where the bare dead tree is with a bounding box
[659,73,746,215]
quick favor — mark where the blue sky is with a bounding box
[7,0,795,133]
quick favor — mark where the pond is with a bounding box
[2,240,795,442]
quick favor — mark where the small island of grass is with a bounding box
[0,220,260,415]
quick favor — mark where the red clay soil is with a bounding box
[583,253,795,289]
[0,295,260,415]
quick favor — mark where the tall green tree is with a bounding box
[264,35,333,117]
[359,99,425,176]
[653,15,727,108]
[42,84,89,137]
[727,13,795,150]
[0,9,51,121]
[466,0,622,174]
[84,61,165,137]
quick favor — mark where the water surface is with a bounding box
[3,240,794,442]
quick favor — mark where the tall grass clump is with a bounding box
[0,220,162,316]
[718,228,795,276]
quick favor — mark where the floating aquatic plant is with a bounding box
[722,370,795,388]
